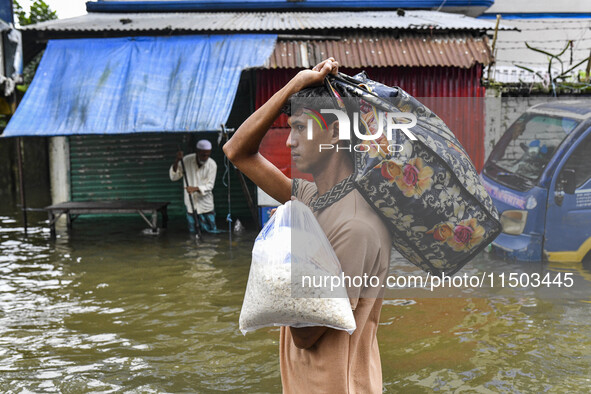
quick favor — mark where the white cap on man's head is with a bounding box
[196,139,212,151]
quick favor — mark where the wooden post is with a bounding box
[226,148,232,244]
[585,49,591,83]
[237,169,260,230]
[16,137,27,236]
[487,14,501,83]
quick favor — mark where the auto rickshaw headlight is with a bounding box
[500,210,528,235]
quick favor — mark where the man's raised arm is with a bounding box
[222,58,338,204]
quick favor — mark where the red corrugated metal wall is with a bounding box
[256,65,486,175]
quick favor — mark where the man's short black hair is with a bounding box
[281,86,341,122]
[282,85,355,161]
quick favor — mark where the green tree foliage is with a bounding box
[13,0,57,26]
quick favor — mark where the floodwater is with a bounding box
[1,202,590,393]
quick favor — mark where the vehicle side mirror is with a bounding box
[562,169,576,194]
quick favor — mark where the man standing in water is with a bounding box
[170,139,221,233]
[223,58,391,393]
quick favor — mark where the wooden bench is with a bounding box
[45,201,169,236]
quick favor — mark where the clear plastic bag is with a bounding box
[239,200,356,335]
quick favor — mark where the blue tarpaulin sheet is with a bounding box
[3,34,276,137]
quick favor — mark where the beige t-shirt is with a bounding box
[280,178,391,394]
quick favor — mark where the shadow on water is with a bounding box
[0,198,590,392]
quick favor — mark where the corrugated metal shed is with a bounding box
[268,33,492,69]
[22,10,508,32]
[68,132,256,220]
[69,133,188,216]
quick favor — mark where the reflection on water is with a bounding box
[0,208,590,393]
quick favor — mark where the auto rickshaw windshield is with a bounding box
[488,114,579,183]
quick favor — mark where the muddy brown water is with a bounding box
[1,203,590,393]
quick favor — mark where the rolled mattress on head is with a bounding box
[325,72,502,276]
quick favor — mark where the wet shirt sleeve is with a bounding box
[197,160,217,194]
[169,162,183,181]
